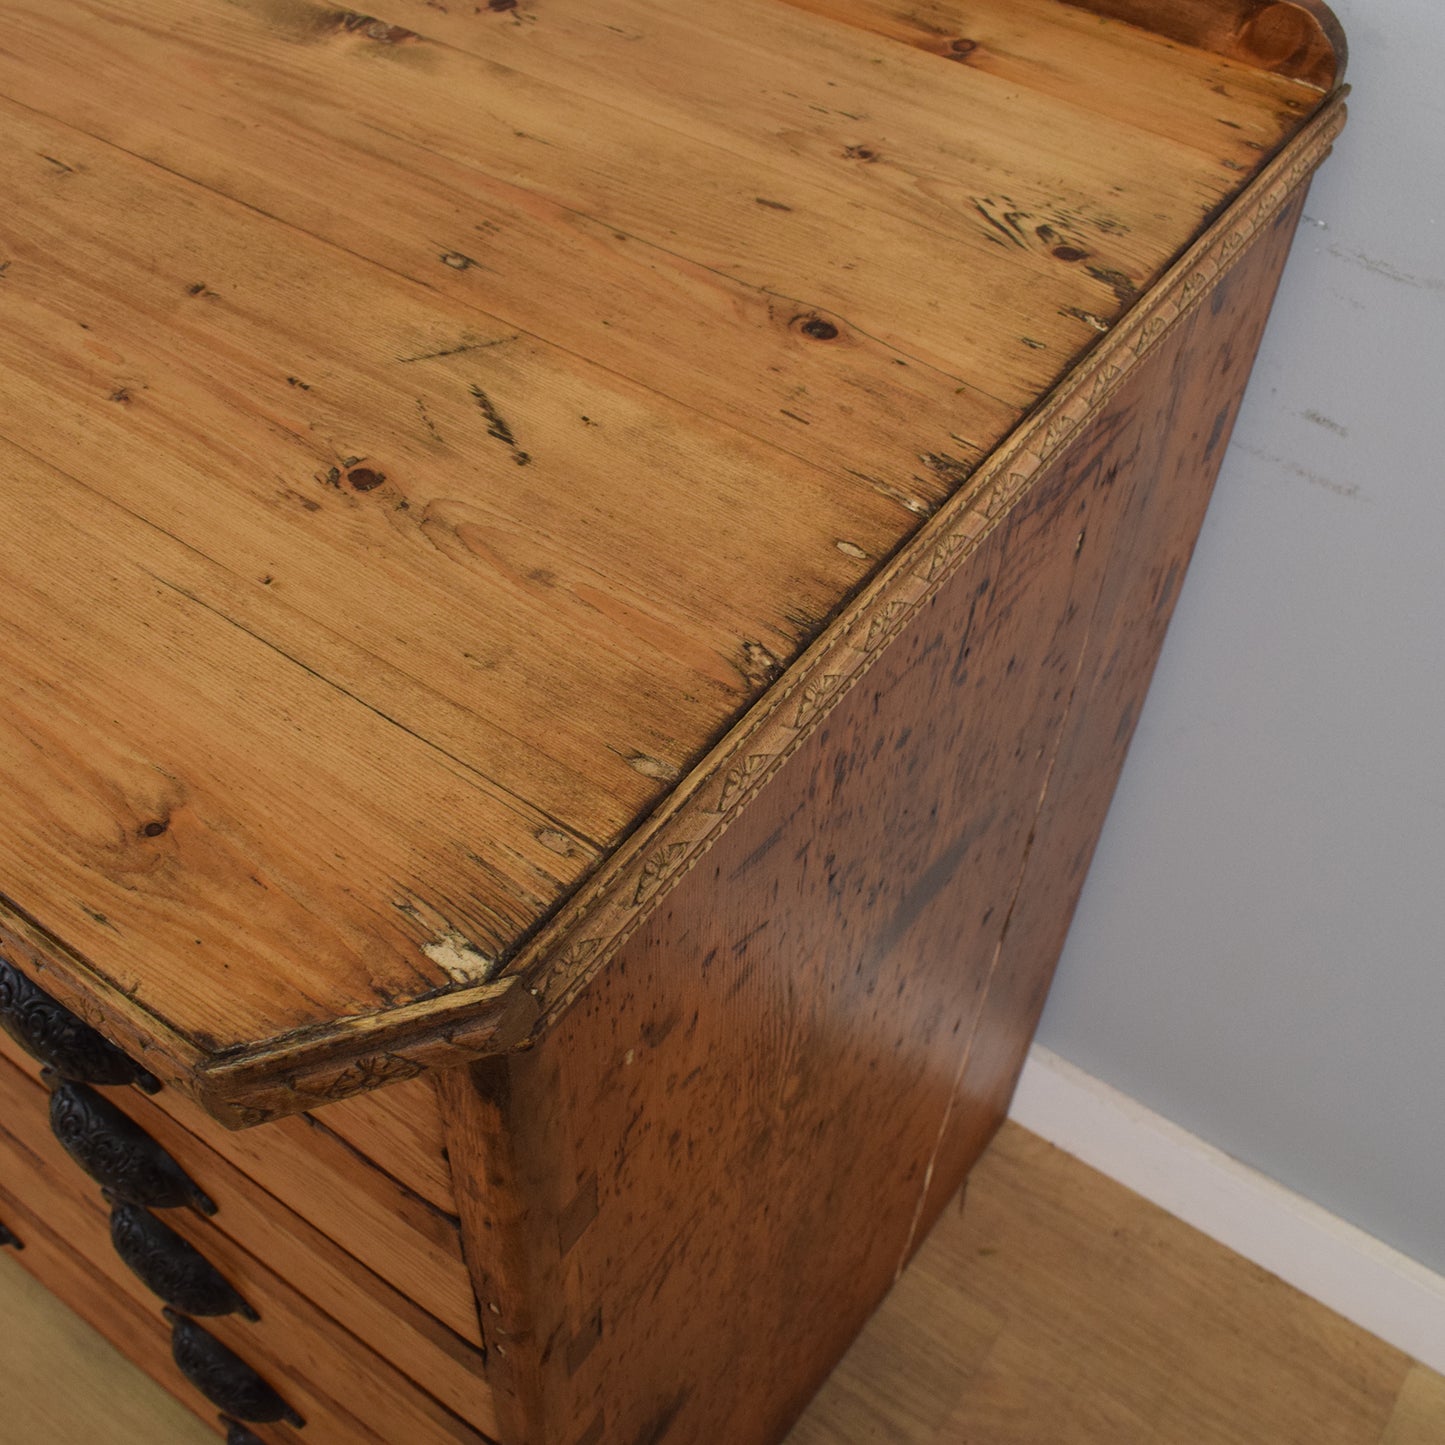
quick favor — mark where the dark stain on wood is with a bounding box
[469,385,531,465]
[557,1174,600,1258]
[1086,264,1139,305]
[335,11,419,44]
[436,186,1318,1445]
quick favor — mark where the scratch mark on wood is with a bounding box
[738,640,783,688]
[536,828,585,859]
[397,336,515,364]
[920,453,975,487]
[1084,265,1137,307]
[469,384,531,464]
[1061,306,1112,333]
[336,11,419,43]
[415,397,444,443]
[972,198,1030,249]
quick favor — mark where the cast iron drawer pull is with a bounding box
[164,1309,304,1428]
[0,1220,21,1249]
[47,1078,216,1214]
[109,1198,257,1319]
[0,958,161,1093]
[221,1418,265,1445]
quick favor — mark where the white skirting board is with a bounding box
[1008,1046,1445,1376]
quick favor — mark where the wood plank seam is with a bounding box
[0,30,1347,1124]
[191,92,1348,1122]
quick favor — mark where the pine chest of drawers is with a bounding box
[0,1,1346,1441]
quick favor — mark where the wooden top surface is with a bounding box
[0,0,1343,1116]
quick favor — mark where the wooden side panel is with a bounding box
[436,439,1098,1439]
[439,178,1318,1445]
[926,183,1313,1221]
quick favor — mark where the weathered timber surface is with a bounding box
[435,172,1318,1445]
[0,1053,498,1443]
[0,0,1344,1117]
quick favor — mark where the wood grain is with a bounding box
[790,1124,1421,1445]
[0,1028,484,1350]
[1058,0,1347,88]
[921,182,1313,1227]
[778,0,1342,91]
[0,1059,495,1443]
[314,1076,458,1216]
[3,1121,1435,1445]
[0,1243,210,1445]
[0,0,1343,1113]
[436,156,1319,1445]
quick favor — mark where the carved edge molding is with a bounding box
[1,96,1347,1126]
[0,914,200,1090]
[191,92,1347,1124]
[504,95,1350,1012]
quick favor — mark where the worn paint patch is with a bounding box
[422,929,500,983]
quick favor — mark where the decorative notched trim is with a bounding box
[497,93,1349,1023]
[0,93,1348,1126]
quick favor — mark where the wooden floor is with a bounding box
[2,1123,1440,1444]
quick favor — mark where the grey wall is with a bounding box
[1036,0,1445,1273]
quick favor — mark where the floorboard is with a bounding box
[1,1122,1438,1443]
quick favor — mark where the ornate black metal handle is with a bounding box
[0,1220,21,1249]
[164,1310,304,1427]
[108,1199,257,1319]
[221,1418,266,1445]
[0,957,160,1093]
[47,1079,216,1215]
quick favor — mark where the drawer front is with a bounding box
[0,1050,502,1441]
[0,984,480,1346]
[0,1174,490,1445]
[311,1076,458,1217]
